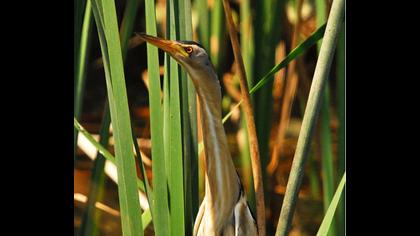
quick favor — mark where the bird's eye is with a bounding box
[185,46,193,54]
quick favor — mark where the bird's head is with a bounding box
[137,33,219,96]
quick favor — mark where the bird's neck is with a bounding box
[195,73,240,226]
[197,86,229,166]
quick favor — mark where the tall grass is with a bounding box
[165,0,186,232]
[317,173,346,236]
[319,90,336,236]
[79,2,144,233]
[78,2,145,232]
[336,22,346,236]
[74,0,93,162]
[143,0,169,233]
[196,0,210,51]
[222,0,265,233]
[131,117,155,225]
[239,0,255,210]
[79,104,110,236]
[253,0,285,173]
[266,0,304,175]
[276,0,344,234]
[73,118,152,224]
[161,0,198,234]
[316,0,337,235]
[90,0,144,234]
[173,0,198,233]
[210,0,225,73]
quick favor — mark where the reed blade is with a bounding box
[174,0,198,232]
[336,22,346,236]
[143,0,170,233]
[165,0,185,234]
[74,0,93,162]
[91,0,144,234]
[317,173,346,236]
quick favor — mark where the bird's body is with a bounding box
[191,63,257,236]
[138,33,258,236]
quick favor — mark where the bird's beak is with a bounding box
[136,33,189,58]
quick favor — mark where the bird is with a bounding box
[137,33,258,236]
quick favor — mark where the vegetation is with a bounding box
[74,0,345,235]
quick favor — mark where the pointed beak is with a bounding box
[136,33,189,58]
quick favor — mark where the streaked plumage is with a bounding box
[138,33,258,236]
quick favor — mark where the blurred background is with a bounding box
[74,0,345,235]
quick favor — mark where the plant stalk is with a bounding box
[222,1,265,235]
[275,0,344,234]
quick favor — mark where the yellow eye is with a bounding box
[185,46,193,54]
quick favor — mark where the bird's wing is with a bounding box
[193,198,206,236]
[234,194,258,236]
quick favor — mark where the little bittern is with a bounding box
[138,33,258,236]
